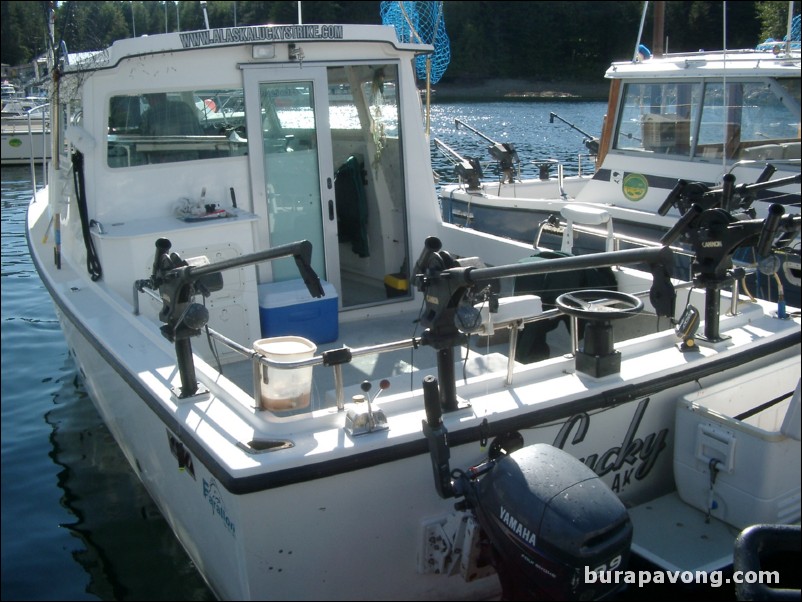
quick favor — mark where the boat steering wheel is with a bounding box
[555,289,643,321]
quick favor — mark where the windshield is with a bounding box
[613,77,801,162]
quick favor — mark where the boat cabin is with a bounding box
[607,54,800,163]
[65,25,440,364]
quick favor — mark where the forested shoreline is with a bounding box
[2,1,798,91]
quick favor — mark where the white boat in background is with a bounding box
[27,8,801,601]
[439,17,801,311]
[1,99,51,165]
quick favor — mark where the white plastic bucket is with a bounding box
[253,336,317,411]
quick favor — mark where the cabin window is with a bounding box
[106,88,246,167]
[615,78,801,162]
[695,79,801,161]
[614,81,698,157]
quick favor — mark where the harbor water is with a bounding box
[1,99,607,600]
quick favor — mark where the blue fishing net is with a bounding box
[380,1,451,84]
[756,13,801,51]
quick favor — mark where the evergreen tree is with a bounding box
[2,1,789,87]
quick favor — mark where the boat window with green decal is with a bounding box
[106,88,247,167]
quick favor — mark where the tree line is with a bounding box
[1,1,798,85]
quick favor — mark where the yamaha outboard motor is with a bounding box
[422,375,632,601]
[468,444,632,600]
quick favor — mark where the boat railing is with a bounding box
[534,214,693,259]
[727,156,802,175]
[134,272,689,412]
[613,48,802,66]
[4,103,54,193]
[204,285,678,412]
[576,153,593,177]
[532,214,760,313]
[529,154,595,191]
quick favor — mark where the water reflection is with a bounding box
[45,358,215,601]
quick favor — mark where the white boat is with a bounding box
[1,99,51,165]
[439,23,802,311]
[27,14,801,602]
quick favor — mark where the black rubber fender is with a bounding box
[734,523,801,601]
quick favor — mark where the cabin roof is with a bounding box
[605,49,801,80]
[64,23,433,74]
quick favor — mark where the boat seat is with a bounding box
[560,204,614,254]
[674,361,801,530]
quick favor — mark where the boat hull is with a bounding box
[49,284,801,599]
[1,122,51,165]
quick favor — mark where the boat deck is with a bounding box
[211,300,580,413]
[630,492,742,573]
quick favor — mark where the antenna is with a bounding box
[633,1,649,62]
[200,1,210,29]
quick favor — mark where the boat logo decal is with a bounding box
[552,398,668,494]
[622,173,648,201]
[499,505,537,549]
[179,24,344,49]
[203,478,237,537]
[9,138,22,148]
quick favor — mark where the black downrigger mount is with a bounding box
[136,238,323,398]
[413,236,675,411]
[455,118,520,184]
[433,137,484,191]
[658,171,801,340]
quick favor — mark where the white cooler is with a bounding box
[673,358,801,529]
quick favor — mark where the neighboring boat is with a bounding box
[1,99,51,165]
[27,15,801,602]
[439,34,802,309]
[1,81,18,98]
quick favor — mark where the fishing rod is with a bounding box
[454,118,519,183]
[549,112,600,154]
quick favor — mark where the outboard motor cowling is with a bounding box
[468,444,632,601]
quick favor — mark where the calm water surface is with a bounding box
[0,99,607,600]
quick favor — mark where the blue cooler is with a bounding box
[258,279,338,344]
